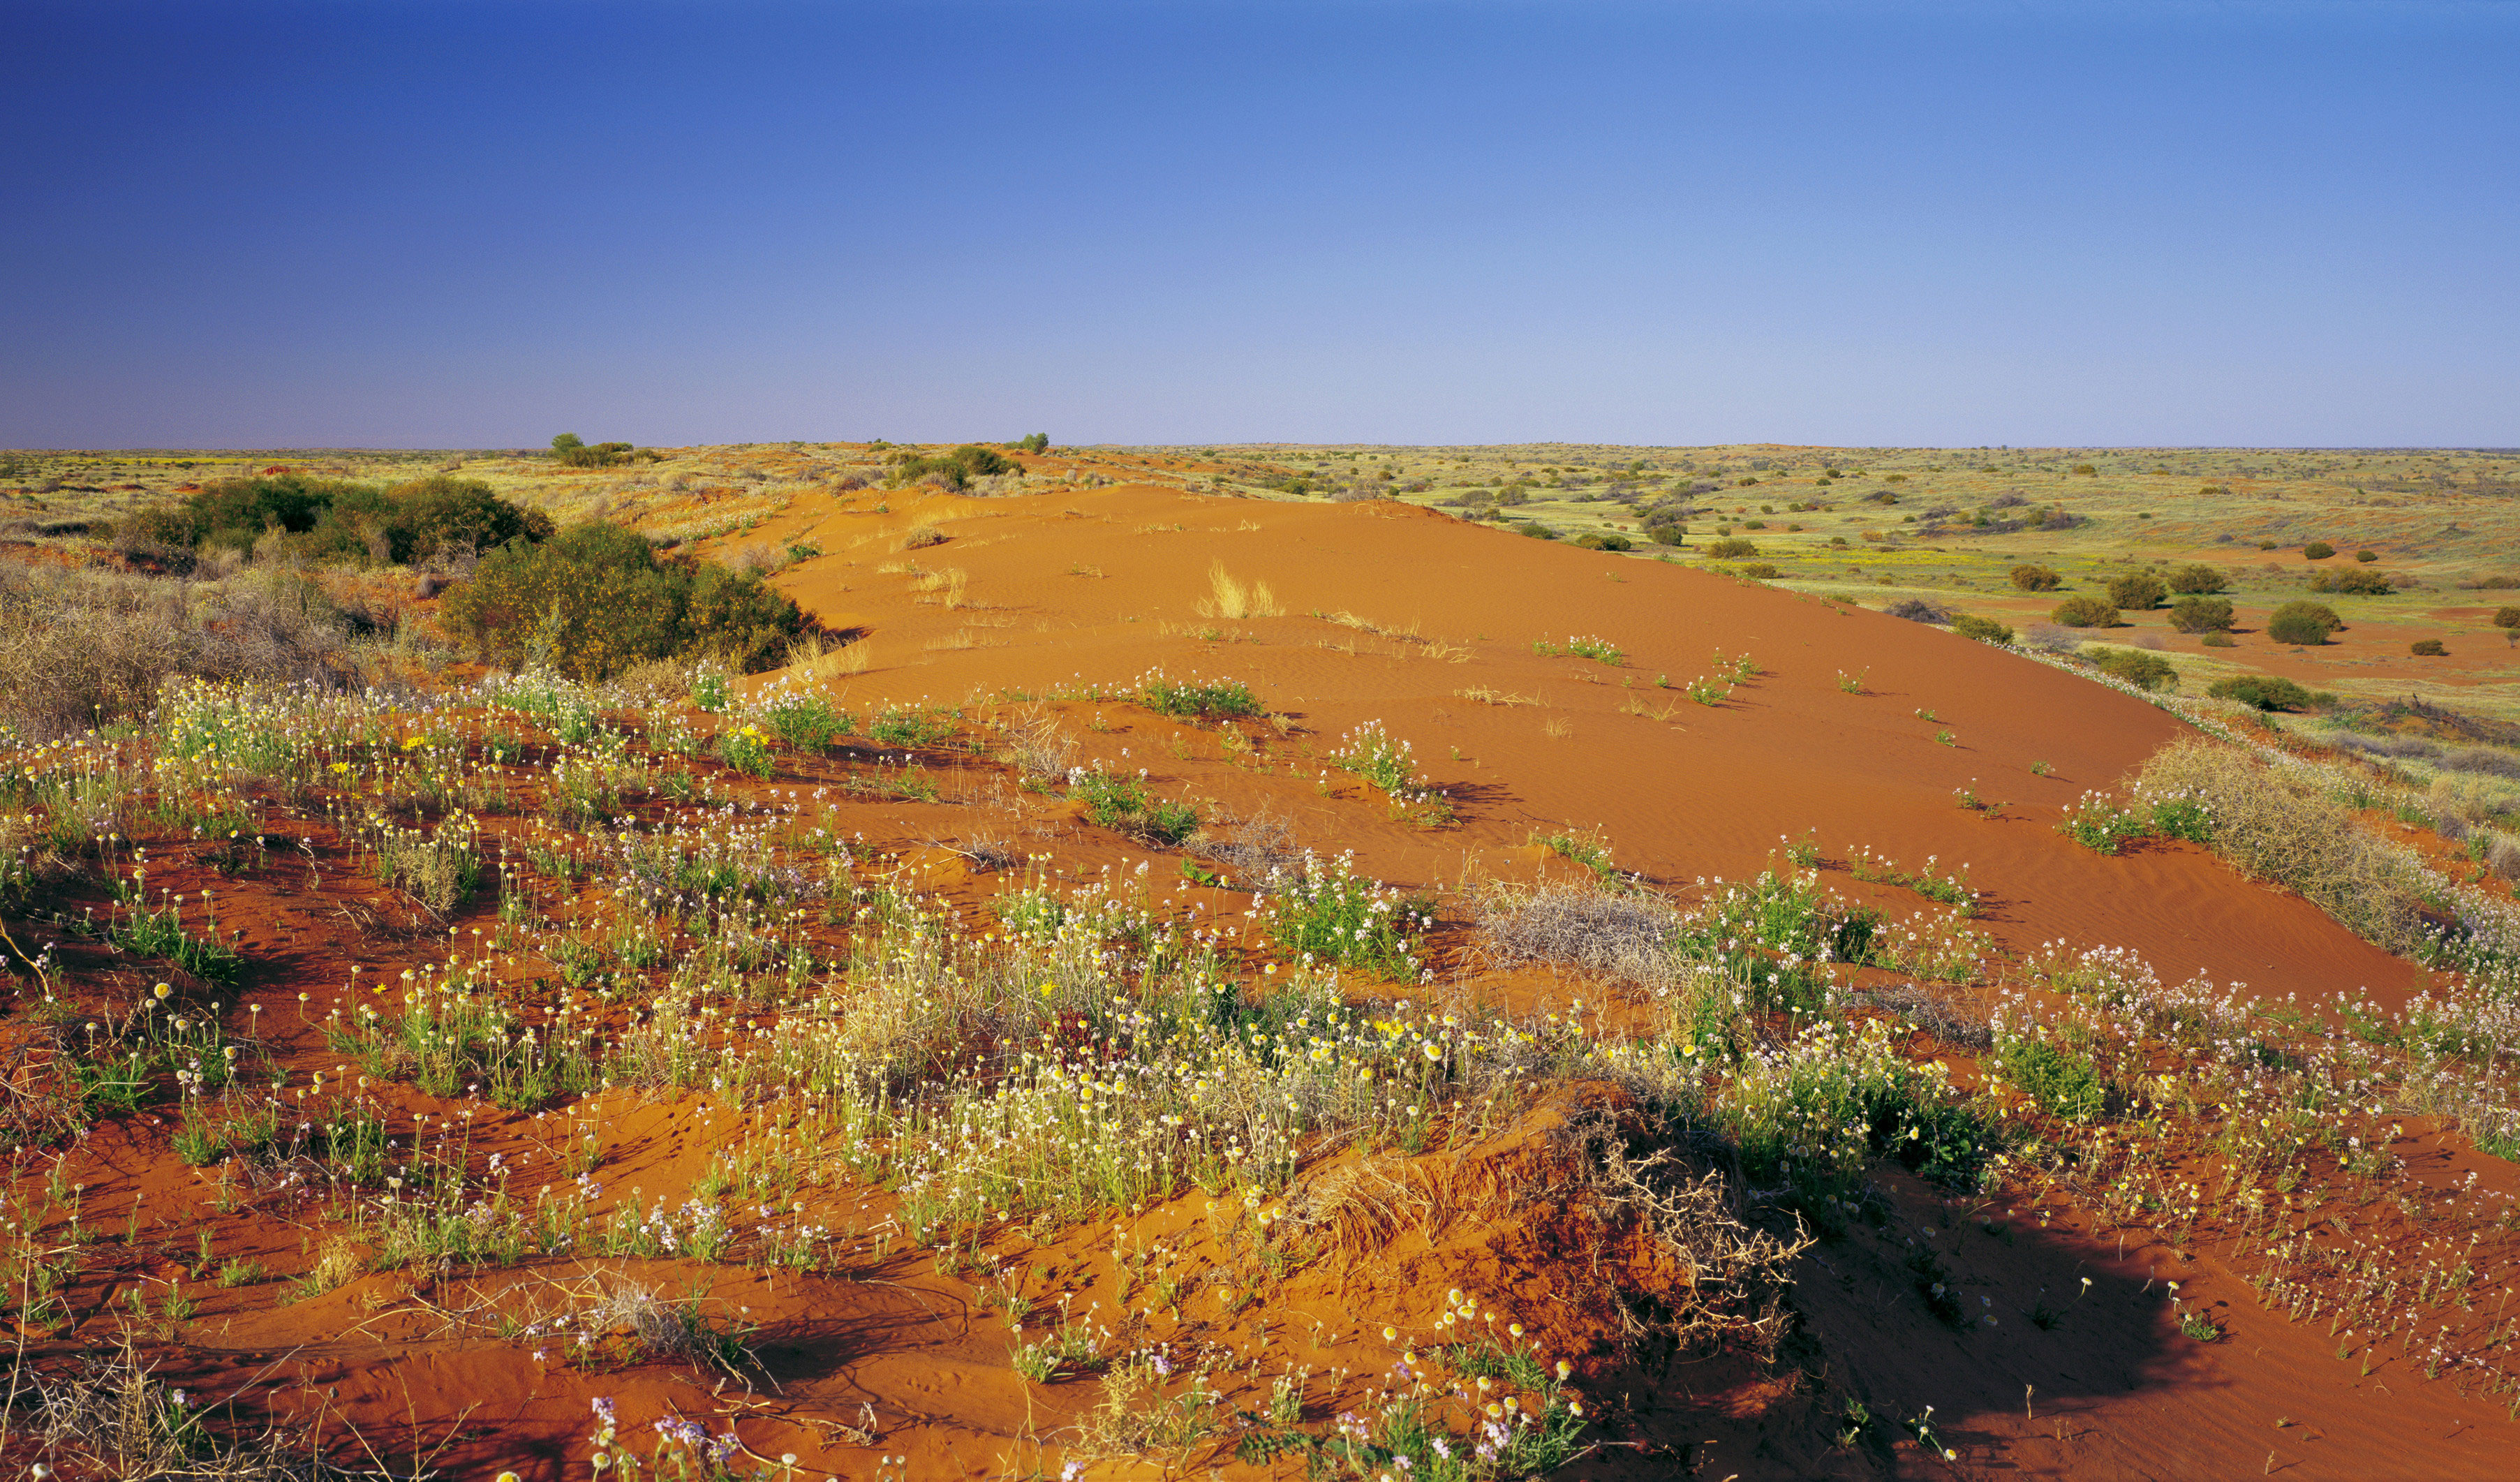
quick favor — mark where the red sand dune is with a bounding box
[5,475,2514,1480]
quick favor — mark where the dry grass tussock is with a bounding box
[10,1336,364,1479]
[1195,561,1280,620]
[1476,881,1678,985]
[1188,811,1300,889]
[998,708,1078,780]
[0,565,366,737]
[2137,738,2443,957]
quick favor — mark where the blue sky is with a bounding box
[5,1,2514,447]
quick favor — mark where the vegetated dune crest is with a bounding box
[8,469,2519,1481]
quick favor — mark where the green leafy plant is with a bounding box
[1991,1032,2107,1121]
[2093,647,2177,691]
[2105,572,2167,612]
[2208,674,2320,711]
[2167,596,2233,632]
[1137,672,1263,720]
[2052,595,2117,628]
[441,521,806,679]
[1532,634,1626,666]
[2265,600,2344,645]
[2059,792,2149,854]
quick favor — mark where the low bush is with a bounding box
[1515,521,1561,540]
[2010,564,2062,591]
[1138,672,1263,720]
[1952,613,2013,643]
[2309,567,2392,595]
[2052,595,2117,628]
[2167,596,2234,632]
[440,521,807,679]
[2355,548,2379,563]
[2093,647,2177,690]
[1575,532,1633,551]
[2200,631,2236,647]
[890,445,1018,490]
[1990,1034,2108,1122]
[1885,598,1952,623]
[2304,541,2336,560]
[1705,538,1758,558]
[2208,674,2320,711]
[2496,606,2520,633]
[125,473,550,569]
[2266,600,2344,645]
[1737,562,1781,579]
[1478,884,1675,982]
[2412,639,2447,656]
[551,433,637,468]
[2105,571,2167,611]
[1072,768,1201,845]
[2167,563,2227,594]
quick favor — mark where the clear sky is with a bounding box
[4,1,2514,449]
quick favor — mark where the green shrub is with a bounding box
[2105,572,2167,611]
[2060,793,2150,854]
[756,687,852,750]
[714,724,773,778]
[2167,596,2234,632]
[1138,673,1262,720]
[373,476,551,562]
[2167,563,2227,594]
[890,445,1018,490]
[2308,567,2392,595]
[129,473,548,568]
[2354,548,2378,563]
[1265,854,1425,978]
[1952,613,2013,643]
[1010,433,1051,453]
[1514,521,1561,540]
[2209,674,2318,711]
[1991,1034,2107,1121]
[2094,647,2177,691]
[551,433,636,468]
[1737,561,1781,579]
[2010,564,2062,591]
[1072,769,1199,844]
[1575,532,1633,551]
[1721,1021,1991,1214]
[1645,524,1684,546]
[2266,600,2343,645]
[1705,538,1758,558]
[2412,639,2447,657]
[2052,595,2117,628]
[440,521,806,679]
[2200,631,2236,647]
[2304,540,2335,560]
[2496,606,2520,632]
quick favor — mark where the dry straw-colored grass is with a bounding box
[1195,561,1280,620]
[0,565,361,736]
[2137,738,2440,957]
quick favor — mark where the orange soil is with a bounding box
[5,474,2514,1479]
